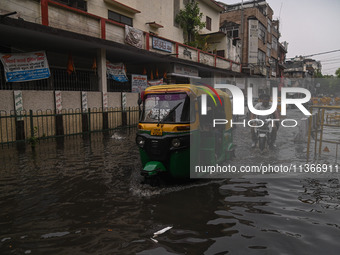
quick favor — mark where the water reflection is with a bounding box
[0,115,340,254]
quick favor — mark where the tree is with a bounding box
[314,69,340,96]
[336,67,340,78]
[313,70,323,78]
[175,1,206,48]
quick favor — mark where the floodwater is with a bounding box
[1,109,340,254]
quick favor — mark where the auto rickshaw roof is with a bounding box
[144,84,230,99]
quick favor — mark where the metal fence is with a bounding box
[0,67,99,91]
[0,67,132,92]
[0,107,139,146]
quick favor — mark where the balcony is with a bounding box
[1,0,241,74]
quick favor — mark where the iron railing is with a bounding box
[0,66,133,92]
[0,107,139,147]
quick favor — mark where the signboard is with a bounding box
[148,78,163,86]
[14,90,23,120]
[82,91,88,112]
[122,92,127,111]
[55,91,62,114]
[0,51,50,82]
[248,20,258,65]
[152,37,173,53]
[125,25,143,49]
[173,63,199,77]
[106,62,128,82]
[131,74,147,93]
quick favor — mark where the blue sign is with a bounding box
[107,74,128,83]
[152,37,173,53]
[6,68,50,82]
[106,62,128,83]
[0,51,50,82]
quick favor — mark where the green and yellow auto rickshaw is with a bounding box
[136,84,234,182]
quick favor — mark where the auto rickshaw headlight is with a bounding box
[171,138,181,148]
[136,136,145,147]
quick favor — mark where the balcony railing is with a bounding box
[2,0,241,79]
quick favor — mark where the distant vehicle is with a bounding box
[254,116,274,151]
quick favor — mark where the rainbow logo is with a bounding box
[197,83,223,115]
[197,83,223,108]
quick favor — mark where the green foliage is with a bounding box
[187,35,211,51]
[28,126,39,148]
[315,74,340,96]
[313,70,323,78]
[175,1,206,47]
[335,67,340,78]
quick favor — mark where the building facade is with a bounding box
[284,56,321,94]
[219,0,285,78]
[0,0,242,95]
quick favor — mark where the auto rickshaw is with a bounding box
[136,84,234,182]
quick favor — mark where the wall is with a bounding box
[198,0,221,34]
[0,91,14,113]
[49,5,101,38]
[22,91,55,111]
[88,0,221,45]
[0,91,138,113]
[62,91,81,110]
[108,93,121,108]
[126,93,138,108]
[0,0,41,24]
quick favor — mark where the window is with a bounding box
[226,29,239,38]
[54,0,87,11]
[258,22,266,43]
[217,50,225,58]
[206,16,212,31]
[108,10,132,26]
[272,36,278,52]
[141,93,191,123]
[267,44,271,58]
[258,50,266,65]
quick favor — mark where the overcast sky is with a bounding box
[218,0,340,75]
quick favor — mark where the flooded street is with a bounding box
[1,109,340,254]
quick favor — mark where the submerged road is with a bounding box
[0,109,340,254]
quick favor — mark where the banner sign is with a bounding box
[125,25,143,49]
[106,62,128,82]
[55,91,62,114]
[82,91,88,113]
[14,90,23,120]
[122,92,127,111]
[174,63,199,77]
[148,78,163,86]
[152,37,173,53]
[131,74,147,93]
[248,19,259,64]
[0,51,50,82]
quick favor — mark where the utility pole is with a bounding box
[240,0,244,66]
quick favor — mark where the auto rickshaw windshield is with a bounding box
[141,93,192,123]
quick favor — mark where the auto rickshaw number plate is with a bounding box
[151,128,162,136]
